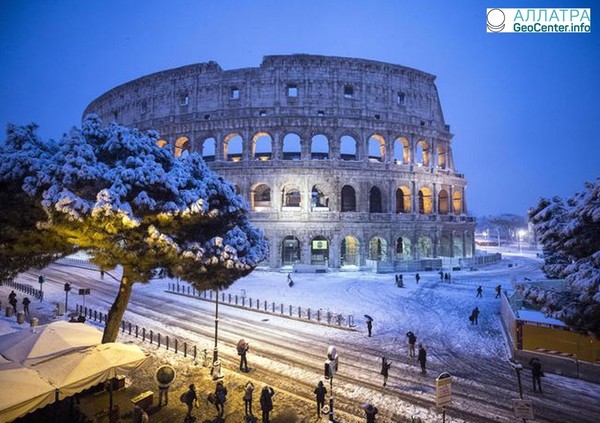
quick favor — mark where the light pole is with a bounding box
[324,346,339,423]
[211,288,223,380]
[38,274,45,302]
[518,229,526,253]
[509,358,527,423]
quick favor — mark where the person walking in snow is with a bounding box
[530,358,543,393]
[415,273,421,284]
[287,273,294,287]
[470,306,480,325]
[476,285,483,298]
[22,297,31,316]
[244,381,255,416]
[406,331,417,357]
[238,339,250,372]
[8,291,17,314]
[183,384,198,421]
[314,380,327,418]
[363,403,378,423]
[439,270,444,281]
[417,344,427,374]
[260,385,275,423]
[380,357,392,387]
[213,380,227,417]
[366,319,373,337]
[495,284,502,299]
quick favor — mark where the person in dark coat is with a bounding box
[530,358,543,393]
[8,291,17,314]
[22,297,31,316]
[314,380,327,418]
[470,307,480,325]
[415,273,420,284]
[260,385,275,423]
[366,319,373,337]
[183,384,198,421]
[363,403,378,423]
[406,331,417,357]
[380,357,392,387]
[244,381,254,416]
[417,344,427,373]
[214,380,227,416]
[476,285,483,298]
[439,270,444,281]
[495,284,502,299]
[239,340,250,372]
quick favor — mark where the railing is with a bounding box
[1,280,43,300]
[166,283,355,329]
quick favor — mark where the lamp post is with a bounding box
[211,288,223,380]
[509,358,527,423]
[38,274,45,302]
[518,230,526,253]
[324,346,339,423]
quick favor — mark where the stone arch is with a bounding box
[453,234,464,257]
[418,187,433,214]
[396,236,412,259]
[311,184,329,209]
[341,185,357,212]
[440,234,452,257]
[453,190,463,214]
[417,235,433,258]
[201,137,216,162]
[438,189,449,214]
[368,236,388,261]
[394,137,410,165]
[281,184,302,208]
[368,134,386,162]
[252,132,273,160]
[340,135,358,161]
[156,139,168,148]
[251,183,271,210]
[311,134,329,159]
[281,236,301,266]
[416,139,430,166]
[174,136,191,158]
[395,185,411,213]
[341,235,360,267]
[436,143,447,169]
[369,186,383,213]
[223,133,243,162]
[282,133,301,160]
[310,235,329,265]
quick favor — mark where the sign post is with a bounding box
[436,372,452,423]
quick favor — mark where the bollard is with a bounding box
[5,307,13,318]
[16,311,25,324]
[30,317,39,327]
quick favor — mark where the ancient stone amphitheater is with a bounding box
[84,54,475,270]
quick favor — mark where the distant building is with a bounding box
[84,54,475,269]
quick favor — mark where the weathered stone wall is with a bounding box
[84,54,475,269]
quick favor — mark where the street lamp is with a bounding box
[211,288,223,380]
[518,230,526,253]
[324,346,339,423]
[508,358,528,422]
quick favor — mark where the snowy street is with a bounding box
[4,253,600,423]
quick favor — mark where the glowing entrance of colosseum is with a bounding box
[369,236,388,261]
[438,189,449,214]
[418,188,433,214]
[396,185,411,213]
[416,139,430,166]
[453,190,463,214]
[341,236,359,267]
[311,236,329,265]
[282,236,300,266]
[368,135,385,162]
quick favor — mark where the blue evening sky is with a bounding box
[0,0,598,216]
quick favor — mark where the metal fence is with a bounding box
[1,280,44,300]
[166,283,356,329]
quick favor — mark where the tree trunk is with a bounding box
[102,266,135,343]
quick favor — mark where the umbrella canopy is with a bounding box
[363,314,373,322]
[0,321,102,366]
[0,364,56,423]
[33,342,147,399]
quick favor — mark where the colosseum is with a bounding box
[84,54,475,270]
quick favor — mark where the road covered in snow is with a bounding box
[6,251,600,423]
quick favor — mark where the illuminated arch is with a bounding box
[174,136,190,158]
[437,143,447,169]
[368,134,385,162]
[394,137,410,165]
[252,132,272,160]
[223,133,243,162]
[438,189,449,215]
[368,236,388,261]
[156,139,168,148]
[341,236,359,267]
[453,190,463,214]
[395,185,411,213]
[416,139,430,166]
[418,187,433,214]
[281,236,301,266]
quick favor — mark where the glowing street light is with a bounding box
[518,229,526,253]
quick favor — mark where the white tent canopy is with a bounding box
[0,321,147,422]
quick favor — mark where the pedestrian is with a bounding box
[22,297,31,316]
[439,270,444,281]
[395,274,399,286]
[363,403,378,423]
[448,273,452,283]
[406,331,417,357]
[100,270,104,279]
[495,284,502,299]
[399,274,403,284]
[530,358,543,393]
[182,384,198,421]
[238,339,250,372]
[380,357,392,387]
[366,318,373,337]
[470,306,480,325]
[214,380,227,417]
[243,381,254,416]
[133,404,149,423]
[476,285,483,298]
[260,385,275,423]
[287,273,294,287]
[158,380,170,407]
[415,273,420,284]
[314,380,327,418]
[8,291,17,314]
[417,344,427,374]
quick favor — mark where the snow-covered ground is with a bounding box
[2,250,599,423]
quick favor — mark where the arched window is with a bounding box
[311,236,329,265]
[282,236,300,266]
[311,134,329,159]
[395,186,411,213]
[368,236,388,261]
[396,237,411,259]
[252,132,272,161]
[453,190,463,214]
[252,184,271,210]
[416,139,430,166]
[418,188,433,214]
[438,189,449,215]
[369,186,383,213]
[282,133,301,160]
[341,236,359,267]
[440,235,452,257]
[224,133,243,162]
[417,236,433,258]
[340,135,357,160]
[282,187,301,208]
[368,135,385,162]
[202,137,216,162]
[437,143,447,169]
[174,136,190,158]
[341,185,356,212]
[394,137,410,165]
[311,185,329,209]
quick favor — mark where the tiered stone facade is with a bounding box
[84,54,475,269]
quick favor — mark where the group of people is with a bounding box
[7,290,31,316]
[438,270,452,282]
